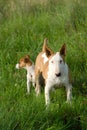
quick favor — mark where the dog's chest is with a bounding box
[47,73,68,87]
[27,67,35,81]
[54,76,67,86]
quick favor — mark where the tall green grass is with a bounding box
[0,0,87,129]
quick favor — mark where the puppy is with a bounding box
[16,55,35,94]
[35,42,72,106]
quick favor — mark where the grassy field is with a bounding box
[0,0,87,129]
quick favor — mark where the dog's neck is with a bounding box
[24,64,35,74]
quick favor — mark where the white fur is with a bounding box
[42,53,48,63]
[16,63,20,69]
[25,64,35,93]
[45,52,72,105]
[16,63,35,94]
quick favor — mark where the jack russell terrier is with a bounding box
[16,55,35,94]
[35,40,72,106]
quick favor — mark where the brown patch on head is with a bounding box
[24,55,31,64]
[19,55,32,68]
[42,38,54,57]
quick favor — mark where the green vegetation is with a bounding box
[0,0,87,129]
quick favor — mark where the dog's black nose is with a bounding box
[55,73,61,77]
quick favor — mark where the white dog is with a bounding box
[35,42,72,106]
[16,55,35,94]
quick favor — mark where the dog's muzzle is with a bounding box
[16,63,20,69]
[55,72,61,77]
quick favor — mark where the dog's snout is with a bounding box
[55,73,61,77]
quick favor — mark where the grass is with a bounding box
[0,0,87,130]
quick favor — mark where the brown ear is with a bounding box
[45,47,54,57]
[42,38,54,57]
[24,55,30,63]
[60,44,66,56]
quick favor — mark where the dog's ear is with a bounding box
[60,44,66,56]
[45,47,54,57]
[42,38,54,57]
[24,55,30,63]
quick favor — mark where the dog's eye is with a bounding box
[51,61,54,63]
[60,60,63,64]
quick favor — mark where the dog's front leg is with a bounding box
[27,78,31,94]
[65,83,72,102]
[45,81,52,106]
[35,74,41,95]
[32,81,35,88]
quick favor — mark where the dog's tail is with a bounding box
[42,38,54,57]
[42,38,48,52]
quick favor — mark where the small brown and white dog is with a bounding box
[16,55,35,94]
[35,39,72,106]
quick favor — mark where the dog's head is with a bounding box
[16,55,32,69]
[47,44,66,78]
